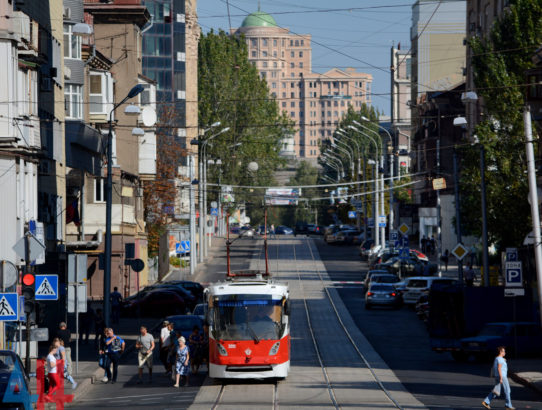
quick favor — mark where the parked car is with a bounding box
[359,239,375,260]
[377,256,432,277]
[365,283,402,309]
[192,303,207,321]
[402,276,456,305]
[460,322,542,359]
[334,230,362,245]
[275,225,293,235]
[229,225,241,234]
[256,225,270,235]
[123,290,187,317]
[364,244,382,263]
[371,273,401,285]
[154,283,197,310]
[0,350,33,409]
[324,224,355,242]
[165,315,205,340]
[295,224,309,234]
[363,269,390,289]
[166,280,205,302]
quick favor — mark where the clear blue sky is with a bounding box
[198,0,415,116]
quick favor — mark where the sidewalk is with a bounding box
[510,359,542,396]
[31,316,163,403]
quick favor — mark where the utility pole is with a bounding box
[198,148,204,263]
[523,106,542,326]
[480,144,490,286]
[189,155,196,275]
[453,149,463,284]
[436,137,442,276]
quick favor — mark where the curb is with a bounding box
[510,371,542,396]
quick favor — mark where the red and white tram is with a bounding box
[206,275,290,379]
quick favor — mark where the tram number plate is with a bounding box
[228,344,236,348]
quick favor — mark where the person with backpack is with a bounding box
[101,328,125,384]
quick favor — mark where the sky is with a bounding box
[197,0,417,116]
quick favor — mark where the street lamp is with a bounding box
[330,142,354,180]
[104,83,144,328]
[321,152,345,180]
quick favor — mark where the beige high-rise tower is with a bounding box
[233,10,372,161]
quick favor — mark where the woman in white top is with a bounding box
[46,345,60,401]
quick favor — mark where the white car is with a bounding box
[402,276,456,305]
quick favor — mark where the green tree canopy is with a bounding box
[465,0,542,246]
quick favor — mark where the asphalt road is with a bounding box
[314,238,542,410]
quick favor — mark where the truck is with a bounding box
[427,283,536,361]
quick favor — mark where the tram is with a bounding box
[206,275,290,379]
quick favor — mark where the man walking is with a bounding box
[482,346,515,409]
[270,224,276,239]
[110,287,122,324]
[159,321,171,375]
[465,263,476,287]
[56,322,72,377]
[101,328,125,384]
[136,326,155,384]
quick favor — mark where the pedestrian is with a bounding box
[101,328,125,384]
[469,244,478,267]
[440,249,450,272]
[110,287,123,324]
[45,344,60,402]
[94,308,105,348]
[159,321,171,375]
[56,322,72,378]
[482,346,515,410]
[98,328,109,383]
[166,323,177,376]
[53,338,77,389]
[188,326,202,374]
[136,326,155,384]
[421,236,427,253]
[270,224,276,239]
[465,263,476,287]
[173,336,190,388]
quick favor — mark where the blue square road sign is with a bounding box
[35,275,59,301]
[0,293,18,321]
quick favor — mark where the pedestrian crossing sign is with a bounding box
[0,293,18,321]
[35,275,58,301]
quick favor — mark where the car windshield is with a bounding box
[370,285,394,292]
[211,294,284,341]
[0,354,15,373]
[478,324,509,336]
[408,279,428,288]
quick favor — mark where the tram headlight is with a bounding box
[268,342,280,356]
[217,343,228,356]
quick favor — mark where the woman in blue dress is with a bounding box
[173,336,190,387]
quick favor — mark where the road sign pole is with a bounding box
[24,233,31,375]
[453,149,463,285]
[75,283,78,375]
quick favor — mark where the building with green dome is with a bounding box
[232,10,372,161]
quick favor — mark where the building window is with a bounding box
[272,82,277,89]
[94,178,105,203]
[290,40,293,46]
[262,51,268,57]
[282,83,286,88]
[295,40,299,46]
[327,111,331,116]
[271,71,277,78]
[282,39,285,46]
[299,51,303,57]
[273,62,278,68]
[290,112,295,117]
[299,62,303,68]
[290,62,294,68]
[89,74,107,114]
[263,61,268,68]
[282,102,286,107]
[334,111,338,117]
[263,38,268,46]
[300,111,304,117]
[291,92,295,98]
[282,51,284,58]
[261,72,266,79]
[273,51,277,58]
[252,50,257,57]
[334,101,338,107]
[63,24,81,59]
[65,84,83,119]
[273,39,277,46]
[251,39,257,47]
[341,101,345,107]
[301,40,304,46]
[291,102,295,107]
[321,111,325,117]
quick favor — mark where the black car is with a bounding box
[166,315,205,340]
[123,290,187,317]
[155,284,197,310]
[295,224,309,234]
[164,280,205,302]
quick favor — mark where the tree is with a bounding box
[465,0,542,246]
[198,30,293,220]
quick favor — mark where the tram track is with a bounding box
[291,237,403,410]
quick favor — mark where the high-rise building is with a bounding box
[232,10,372,161]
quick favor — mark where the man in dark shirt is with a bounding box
[110,287,122,324]
[56,322,72,375]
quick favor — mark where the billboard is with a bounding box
[264,188,300,206]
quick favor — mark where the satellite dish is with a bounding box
[141,106,157,127]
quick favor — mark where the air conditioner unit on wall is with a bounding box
[63,7,71,19]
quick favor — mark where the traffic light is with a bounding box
[22,273,36,323]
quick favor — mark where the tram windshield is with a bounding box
[211,294,285,341]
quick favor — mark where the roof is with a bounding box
[241,11,278,28]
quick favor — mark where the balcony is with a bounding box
[320,94,352,100]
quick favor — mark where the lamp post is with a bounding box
[104,83,144,327]
[331,142,354,180]
[321,153,345,181]
[349,125,381,247]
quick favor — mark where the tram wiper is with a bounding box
[246,321,260,344]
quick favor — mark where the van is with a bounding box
[403,276,456,305]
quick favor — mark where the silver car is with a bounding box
[365,283,402,309]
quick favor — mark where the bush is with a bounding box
[169,256,180,267]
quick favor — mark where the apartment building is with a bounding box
[233,10,372,161]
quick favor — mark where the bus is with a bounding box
[206,275,290,379]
